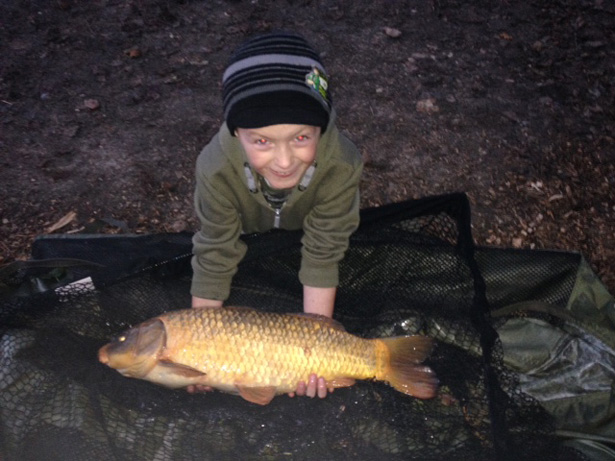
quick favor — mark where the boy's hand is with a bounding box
[288,373,333,399]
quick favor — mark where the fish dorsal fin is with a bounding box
[158,360,207,378]
[236,385,277,405]
[290,313,347,332]
[223,305,257,314]
[225,305,347,332]
[224,306,346,331]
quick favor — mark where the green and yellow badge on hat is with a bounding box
[305,67,329,102]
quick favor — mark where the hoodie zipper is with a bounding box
[243,162,318,229]
[273,207,281,228]
[245,162,281,227]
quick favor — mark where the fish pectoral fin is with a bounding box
[236,385,277,406]
[328,377,356,388]
[158,360,207,378]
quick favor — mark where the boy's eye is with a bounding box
[255,138,269,145]
[296,135,309,142]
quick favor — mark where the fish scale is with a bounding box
[162,307,378,391]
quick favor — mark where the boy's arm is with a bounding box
[192,286,337,314]
[291,285,337,399]
[192,296,223,308]
[303,285,336,318]
[299,135,363,303]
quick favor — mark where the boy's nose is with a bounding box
[274,146,293,168]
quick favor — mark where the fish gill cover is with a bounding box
[0,193,606,460]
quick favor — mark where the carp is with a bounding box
[98,306,437,405]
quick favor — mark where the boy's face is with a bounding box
[236,124,321,190]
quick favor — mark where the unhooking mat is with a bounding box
[1,193,614,460]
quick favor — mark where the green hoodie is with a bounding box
[191,114,363,301]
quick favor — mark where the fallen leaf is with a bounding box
[84,98,100,110]
[531,41,543,51]
[586,41,605,48]
[47,211,77,233]
[502,111,519,122]
[439,393,458,406]
[384,27,402,38]
[66,226,85,234]
[416,98,439,113]
[124,46,142,58]
[529,181,543,192]
[171,220,187,233]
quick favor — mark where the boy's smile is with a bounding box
[236,124,321,190]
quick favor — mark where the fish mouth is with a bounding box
[98,345,129,371]
[98,346,110,365]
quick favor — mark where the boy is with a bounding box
[190,32,363,398]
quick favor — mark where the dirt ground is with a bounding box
[1,0,614,293]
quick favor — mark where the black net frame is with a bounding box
[0,193,589,460]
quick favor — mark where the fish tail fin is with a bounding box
[378,336,438,399]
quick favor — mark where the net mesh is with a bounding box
[0,193,587,460]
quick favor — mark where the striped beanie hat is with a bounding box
[222,32,332,135]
